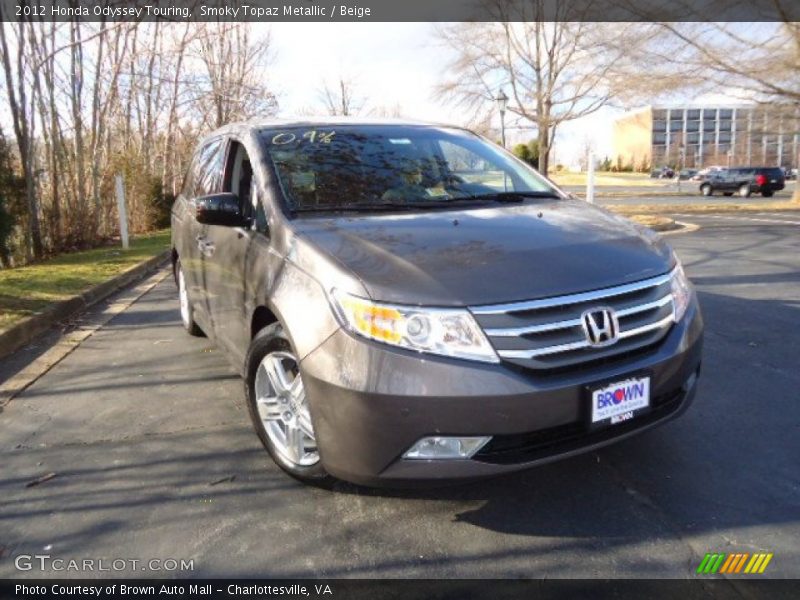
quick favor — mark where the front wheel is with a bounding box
[244,323,332,485]
[739,183,752,198]
[700,184,712,196]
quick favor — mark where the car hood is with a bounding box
[290,200,674,307]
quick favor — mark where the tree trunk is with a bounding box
[0,17,43,259]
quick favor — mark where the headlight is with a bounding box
[670,257,692,322]
[330,290,499,363]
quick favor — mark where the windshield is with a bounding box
[257,125,559,213]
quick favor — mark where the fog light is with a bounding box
[402,436,492,460]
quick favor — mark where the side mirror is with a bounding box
[195,193,249,227]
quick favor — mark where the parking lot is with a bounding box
[1,211,798,579]
[564,186,797,206]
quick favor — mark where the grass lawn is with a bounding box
[550,171,664,187]
[0,230,170,330]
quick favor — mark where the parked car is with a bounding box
[171,118,703,487]
[698,166,785,197]
[677,169,698,181]
[650,166,674,179]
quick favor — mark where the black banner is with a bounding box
[0,0,798,22]
[2,579,800,600]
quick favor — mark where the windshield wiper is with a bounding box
[290,192,561,214]
[461,191,562,202]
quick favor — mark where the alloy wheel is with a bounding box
[254,351,319,467]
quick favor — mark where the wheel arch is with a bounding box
[251,304,280,339]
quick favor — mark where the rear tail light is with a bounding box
[755,174,767,186]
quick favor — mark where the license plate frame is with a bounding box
[586,374,652,430]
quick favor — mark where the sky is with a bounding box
[263,22,623,165]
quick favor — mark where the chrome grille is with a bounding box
[471,270,676,371]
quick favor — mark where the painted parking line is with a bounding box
[673,213,800,226]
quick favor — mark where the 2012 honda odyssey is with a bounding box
[171,118,703,487]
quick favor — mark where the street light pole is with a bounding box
[496,89,509,148]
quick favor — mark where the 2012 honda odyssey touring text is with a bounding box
[171,118,703,487]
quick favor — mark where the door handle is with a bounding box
[196,235,215,257]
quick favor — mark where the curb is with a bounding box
[0,250,171,361]
[658,221,700,235]
[663,221,700,235]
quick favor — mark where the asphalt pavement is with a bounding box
[0,211,798,579]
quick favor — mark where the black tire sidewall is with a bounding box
[244,323,331,484]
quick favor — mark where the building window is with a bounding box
[687,132,700,144]
[703,109,717,120]
[687,109,701,120]
[718,120,732,132]
[653,120,667,132]
[719,109,733,119]
[686,121,700,132]
[670,121,683,132]
[653,133,667,144]
[670,110,684,121]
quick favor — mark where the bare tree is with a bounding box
[0,21,281,265]
[0,17,43,260]
[436,3,648,174]
[319,76,365,116]
[194,23,277,128]
[368,102,404,118]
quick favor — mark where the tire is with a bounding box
[723,192,734,197]
[739,184,751,198]
[175,258,204,336]
[762,191,774,197]
[700,184,712,196]
[244,323,333,486]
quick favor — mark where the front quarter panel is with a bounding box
[264,257,341,361]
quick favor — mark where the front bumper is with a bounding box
[300,300,703,487]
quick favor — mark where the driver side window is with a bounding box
[223,140,256,220]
